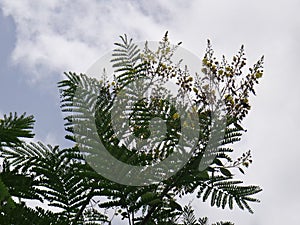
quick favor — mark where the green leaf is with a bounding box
[214,158,223,166]
[148,199,162,206]
[141,192,157,203]
[220,168,232,177]
[198,170,209,179]
[170,200,183,211]
[238,167,245,174]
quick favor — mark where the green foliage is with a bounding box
[196,176,261,213]
[0,33,263,224]
[0,112,34,147]
[212,222,234,225]
[182,204,199,225]
[0,204,69,225]
[0,113,35,218]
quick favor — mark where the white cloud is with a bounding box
[1,0,299,81]
[1,0,300,224]
[0,0,167,81]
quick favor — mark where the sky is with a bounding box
[0,0,300,224]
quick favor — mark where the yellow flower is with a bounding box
[255,72,263,79]
[172,112,180,120]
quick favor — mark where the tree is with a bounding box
[0,33,264,224]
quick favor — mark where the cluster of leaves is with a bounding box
[181,204,233,225]
[0,33,263,224]
[0,115,108,224]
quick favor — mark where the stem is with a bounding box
[127,207,132,225]
[132,211,135,225]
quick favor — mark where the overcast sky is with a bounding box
[0,0,299,224]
